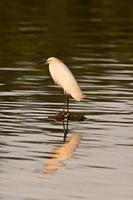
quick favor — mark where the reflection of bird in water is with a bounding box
[44,132,81,176]
[41,57,84,114]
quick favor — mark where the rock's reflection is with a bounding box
[49,111,86,142]
[44,132,81,176]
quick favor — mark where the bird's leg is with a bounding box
[63,93,67,115]
[66,95,69,116]
[63,101,66,115]
[64,94,69,115]
[63,93,69,142]
[63,118,65,129]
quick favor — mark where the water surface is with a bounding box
[0,1,133,200]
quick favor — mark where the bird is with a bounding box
[41,57,83,114]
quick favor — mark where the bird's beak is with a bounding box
[39,60,48,65]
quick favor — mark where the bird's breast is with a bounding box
[49,62,83,101]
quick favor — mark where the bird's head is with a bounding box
[46,57,57,64]
[39,57,62,65]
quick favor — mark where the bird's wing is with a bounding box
[49,62,83,101]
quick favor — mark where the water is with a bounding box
[0,1,133,200]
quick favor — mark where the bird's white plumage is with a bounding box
[47,57,83,101]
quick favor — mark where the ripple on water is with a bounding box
[0,1,133,199]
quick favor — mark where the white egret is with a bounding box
[42,57,83,114]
